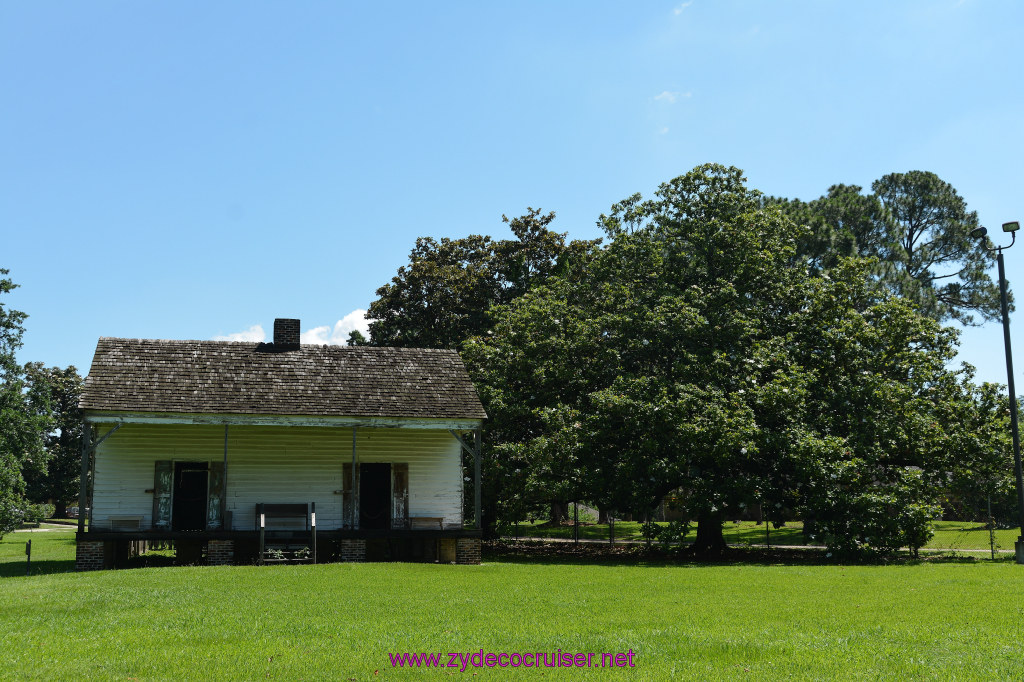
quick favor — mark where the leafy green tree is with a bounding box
[788,263,962,557]
[22,363,83,518]
[468,165,819,551]
[469,165,964,556]
[367,209,599,532]
[936,380,1018,523]
[0,271,49,537]
[767,184,882,274]
[345,329,369,346]
[367,208,598,349]
[773,171,1000,325]
[872,171,999,325]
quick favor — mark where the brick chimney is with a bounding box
[273,318,300,350]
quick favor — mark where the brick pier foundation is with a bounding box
[207,539,234,566]
[340,539,366,562]
[455,538,481,564]
[76,540,105,571]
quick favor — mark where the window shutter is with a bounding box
[342,463,353,529]
[392,463,409,529]
[153,461,173,530]
[207,461,225,529]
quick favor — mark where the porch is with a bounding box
[75,419,484,569]
[75,527,484,569]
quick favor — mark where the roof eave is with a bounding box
[82,409,485,430]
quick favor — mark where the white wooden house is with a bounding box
[75,319,485,569]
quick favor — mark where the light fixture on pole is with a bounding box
[971,220,1024,564]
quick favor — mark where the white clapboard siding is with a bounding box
[92,423,464,531]
[355,427,464,528]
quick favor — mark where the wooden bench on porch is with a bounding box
[409,516,443,530]
[257,503,317,564]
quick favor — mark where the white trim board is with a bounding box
[84,410,483,431]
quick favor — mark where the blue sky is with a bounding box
[3,1,1023,386]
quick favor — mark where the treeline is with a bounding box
[0,270,83,537]
[0,165,1012,554]
[367,164,1015,556]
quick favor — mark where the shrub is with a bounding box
[24,503,55,524]
[803,464,938,558]
[640,521,660,547]
[658,520,691,551]
[0,499,24,539]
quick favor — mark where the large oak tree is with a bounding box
[467,165,966,555]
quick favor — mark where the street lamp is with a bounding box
[971,220,1024,564]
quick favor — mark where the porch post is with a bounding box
[77,422,93,534]
[87,438,97,530]
[222,424,229,529]
[352,426,358,529]
[474,426,482,530]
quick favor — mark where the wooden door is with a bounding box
[172,462,208,531]
[359,463,391,530]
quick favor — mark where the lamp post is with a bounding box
[971,221,1024,564]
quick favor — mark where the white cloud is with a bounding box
[213,324,266,342]
[300,325,332,345]
[214,311,374,346]
[673,1,693,15]
[654,90,692,104]
[659,127,670,135]
[300,309,373,346]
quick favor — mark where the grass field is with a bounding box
[0,526,79,579]
[2,528,1024,680]
[510,519,1021,552]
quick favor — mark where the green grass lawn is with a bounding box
[2,527,1024,679]
[927,521,1020,552]
[0,527,78,578]
[507,520,812,545]
[510,519,1019,552]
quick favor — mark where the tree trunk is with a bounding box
[803,515,816,541]
[479,473,499,539]
[54,501,67,519]
[692,511,728,554]
[549,502,566,525]
[598,508,609,525]
[481,499,497,539]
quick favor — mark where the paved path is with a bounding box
[13,525,76,533]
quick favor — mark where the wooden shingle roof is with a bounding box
[80,338,487,420]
